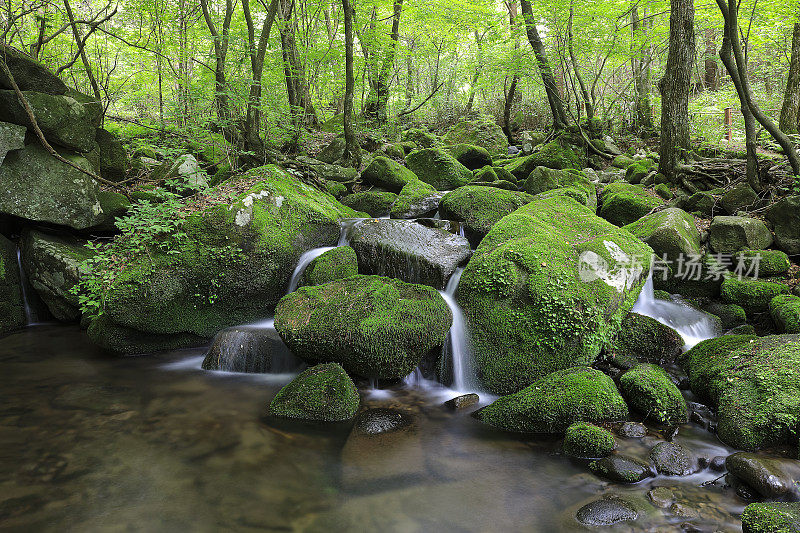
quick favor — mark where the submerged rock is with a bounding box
[680,334,800,450]
[202,326,302,373]
[474,367,629,433]
[742,502,800,532]
[268,363,359,422]
[353,408,412,435]
[274,275,451,379]
[727,453,800,501]
[439,186,534,238]
[456,195,652,394]
[618,422,647,438]
[619,363,687,426]
[563,422,616,459]
[349,219,470,289]
[649,442,695,476]
[405,148,473,190]
[444,393,480,410]
[576,496,639,526]
[589,454,654,483]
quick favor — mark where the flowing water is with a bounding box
[438,268,479,393]
[15,247,35,325]
[0,325,747,531]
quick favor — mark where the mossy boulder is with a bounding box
[525,139,583,170]
[721,277,789,314]
[349,219,471,289]
[316,136,347,163]
[274,275,452,379]
[612,155,636,169]
[589,455,654,483]
[619,363,687,426]
[622,208,699,262]
[722,183,759,214]
[770,294,800,334]
[0,43,68,94]
[532,186,596,210]
[0,234,26,336]
[702,301,747,330]
[474,367,629,433]
[389,179,442,219]
[0,120,26,165]
[405,148,473,190]
[599,182,664,227]
[444,143,492,170]
[742,502,800,533]
[457,195,652,394]
[607,313,684,367]
[21,229,93,322]
[654,183,672,200]
[400,128,440,148]
[88,165,363,354]
[653,252,725,298]
[442,117,508,155]
[439,186,534,238]
[0,143,107,229]
[268,363,359,422]
[674,191,716,217]
[709,216,773,253]
[625,160,655,184]
[94,128,130,182]
[300,246,359,287]
[680,334,800,450]
[360,156,418,192]
[340,191,397,217]
[766,196,800,255]
[471,165,498,184]
[563,422,617,458]
[0,89,98,152]
[735,249,791,278]
[524,166,596,210]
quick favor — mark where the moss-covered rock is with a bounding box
[0,121,25,165]
[742,502,800,533]
[300,246,358,287]
[349,219,471,289]
[524,166,596,210]
[439,186,534,238]
[360,156,418,192]
[474,367,629,433]
[607,313,683,367]
[680,334,800,450]
[770,294,800,334]
[599,182,664,227]
[674,191,716,217]
[325,180,347,198]
[0,234,26,336]
[471,165,499,184]
[400,128,440,148]
[274,275,452,379]
[95,128,130,182]
[709,216,773,253]
[389,179,442,219]
[525,139,583,170]
[653,252,725,298]
[444,143,492,170]
[766,196,800,255]
[563,422,617,458]
[622,208,699,262]
[457,195,652,394]
[721,277,790,314]
[405,148,473,190]
[619,363,687,426]
[734,249,791,278]
[0,143,107,229]
[316,136,347,163]
[0,89,98,152]
[88,165,364,354]
[702,301,747,330]
[442,117,508,155]
[612,155,636,169]
[654,183,672,200]
[21,229,93,321]
[722,183,759,215]
[0,43,68,94]
[268,363,359,422]
[340,191,398,217]
[625,159,656,184]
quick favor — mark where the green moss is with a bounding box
[680,334,800,450]
[741,502,800,533]
[622,208,699,262]
[442,117,509,155]
[599,182,664,226]
[444,143,492,169]
[607,313,683,367]
[300,246,358,287]
[721,276,790,314]
[653,252,725,298]
[324,180,347,198]
[389,179,440,218]
[471,165,499,183]
[400,128,440,148]
[439,186,534,237]
[524,167,596,210]
[340,191,398,217]
[619,363,687,425]
[624,159,655,183]
[405,148,473,190]
[269,363,359,422]
[456,195,652,394]
[474,367,629,433]
[735,249,791,277]
[770,294,800,334]
[360,156,418,191]
[703,301,747,330]
[563,422,617,458]
[274,275,452,379]
[653,289,671,300]
[525,139,583,170]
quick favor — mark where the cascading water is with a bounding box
[632,273,719,349]
[286,247,335,292]
[438,268,479,392]
[16,248,34,325]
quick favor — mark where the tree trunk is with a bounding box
[342,0,360,167]
[243,0,279,152]
[503,75,518,142]
[779,23,800,134]
[364,0,403,123]
[568,2,592,120]
[658,0,695,181]
[277,0,318,127]
[519,0,568,130]
[63,0,102,105]
[200,0,237,142]
[704,27,719,90]
[631,5,653,130]
[405,39,415,108]
[465,30,485,115]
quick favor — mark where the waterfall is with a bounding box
[16,248,34,325]
[439,268,479,392]
[286,247,335,292]
[631,273,719,350]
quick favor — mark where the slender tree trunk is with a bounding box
[200,0,237,142]
[63,0,102,104]
[405,39,415,108]
[519,0,568,130]
[341,0,360,167]
[465,30,484,115]
[568,2,592,120]
[779,23,800,134]
[364,0,403,123]
[243,0,279,151]
[503,75,518,142]
[631,5,653,130]
[717,0,800,178]
[658,0,695,181]
[277,0,318,127]
[704,27,719,90]
[30,7,47,59]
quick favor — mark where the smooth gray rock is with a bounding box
[726,453,800,501]
[709,216,773,253]
[576,496,639,526]
[0,121,26,165]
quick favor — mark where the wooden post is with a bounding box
[724,107,733,141]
